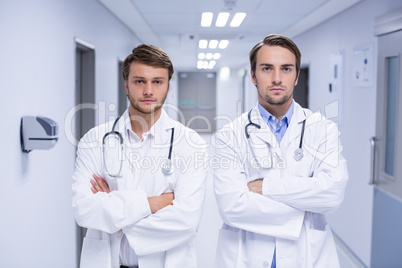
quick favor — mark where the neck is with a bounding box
[261,100,292,119]
[128,107,162,140]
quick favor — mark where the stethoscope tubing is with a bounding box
[102,116,175,177]
[245,108,306,162]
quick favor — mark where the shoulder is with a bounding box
[77,120,114,149]
[302,108,340,139]
[170,119,208,152]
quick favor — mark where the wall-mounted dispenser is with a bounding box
[20,116,58,153]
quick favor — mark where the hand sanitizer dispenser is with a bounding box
[20,116,59,153]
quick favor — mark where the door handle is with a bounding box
[369,137,377,185]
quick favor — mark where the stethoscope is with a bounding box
[102,116,175,177]
[245,109,306,164]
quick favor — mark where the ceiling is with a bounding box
[99,0,362,72]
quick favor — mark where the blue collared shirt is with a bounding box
[257,101,294,146]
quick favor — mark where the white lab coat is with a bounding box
[72,109,208,268]
[213,102,348,268]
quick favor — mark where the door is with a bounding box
[75,39,96,267]
[118,60,128,116]
[178,72,216,133]
[371,29,402,267]
[293,67,309,108]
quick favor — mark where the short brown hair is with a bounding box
[249,34,301,75]
[122,44,174,81]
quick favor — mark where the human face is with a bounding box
[125,62,170,118]
[251,45,299,115]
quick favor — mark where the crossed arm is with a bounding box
[90,174,174,214]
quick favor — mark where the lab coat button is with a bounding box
[263,261,269,267]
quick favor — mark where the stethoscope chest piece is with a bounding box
[161,159,174,175]
[294,148,304,161]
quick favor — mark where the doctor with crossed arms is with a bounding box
[213,34,348,268]
[72,44,208,268]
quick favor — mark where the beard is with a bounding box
[127,92,168,115]
[264,91,293,106]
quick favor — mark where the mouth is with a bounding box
[140,99,156,103]
[269,87,284,93]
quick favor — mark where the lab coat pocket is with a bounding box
[80,237,111,268]
[307,225,339,268]
[214,227,240,268]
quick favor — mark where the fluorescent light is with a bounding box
[218,40,229,49]
[197,60,204,69]
[199,39,208,49]
[220,67,231,80]
[203,61,209,69]
[201,12,213,27]
[208,61,216,69]
[230,12,246,27]
[216,12,230,27]
[198,53,205,59]
[209,40,218,49]
[213,53,221,60]
[206,53,213,60]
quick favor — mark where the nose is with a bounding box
[143,82,153,96]
[272,70,282,85]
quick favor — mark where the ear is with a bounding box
[124,81,129,96]
[294,71,300,86]
[250,69,257,86]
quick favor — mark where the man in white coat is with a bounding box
[72,44,208,268]
[213,34,348,267]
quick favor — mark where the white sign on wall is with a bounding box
[352,42,374,87]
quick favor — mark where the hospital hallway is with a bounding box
[2,0,402,267]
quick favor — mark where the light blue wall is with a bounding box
[371,188,402,267]
[0,0,138,266]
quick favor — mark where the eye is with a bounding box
[263,67,271,71]
[283,67,292,72]
[135,80,144,84]
[154,80,162,85]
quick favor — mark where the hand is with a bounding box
[148,192,174,213]
[91,174,111,194]
[247,179,263,195]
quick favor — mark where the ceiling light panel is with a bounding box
[218,40,229,49]
[208,40,219,49]
[201,12,213,27]
[230,12,246,27]
[199,39,208,49]
[215,12,230,27]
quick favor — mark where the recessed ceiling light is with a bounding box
[216,12,230,27]
[218,40,229,49]
[199,40,208,49]
[206,53,213,60]
[213,53,221,60]
[209,40,219,49]
[230,12,246,27]
[198,53,206,59]
[201,12,213,27]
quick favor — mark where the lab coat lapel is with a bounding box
[249,106,278,149]
[151,109,176,148]
[282,102,307,149]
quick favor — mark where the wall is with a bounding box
[293,0,402,266]
[0,0,138,266]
